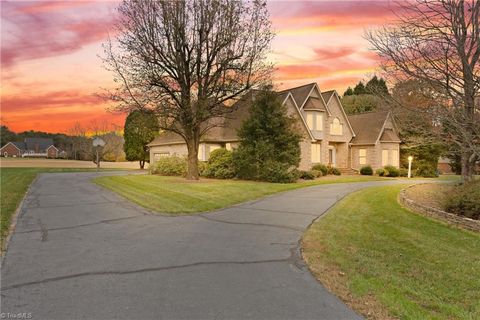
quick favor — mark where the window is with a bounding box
[311,143,321,163]
[306,112,323,131]
[315,113,323,130]
[154,152,170,161]
[382,149,389,166]
[198,144,206,161]
[391,149,399,167]
[225,143,232,151]
[306,113,314,130]
[359,149,367,165]
[330,118,343,135]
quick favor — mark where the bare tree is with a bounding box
[102,0,273,179]
[366,0,480,182]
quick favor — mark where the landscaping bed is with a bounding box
[302,185,480,320]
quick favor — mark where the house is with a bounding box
[148,83,401,171]
[0,138,59,158]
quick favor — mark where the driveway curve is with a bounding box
[1,172,406,319]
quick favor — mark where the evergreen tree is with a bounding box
[353,82,366,95]
[365,75,389,95]
[124,110,159,169]
[343,87,354,96]
[233,87,302,183]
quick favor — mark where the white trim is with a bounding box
[46,145,58,151]
[0,141,21,151]
[331,91,356,137]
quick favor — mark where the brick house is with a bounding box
[148,83,401,171]
[1,138,59,158]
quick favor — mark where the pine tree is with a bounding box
[124,110,159,169]
[365,76,389,95]
[343,87,354,96]
[233,87,302,183]
[353,82,366,95]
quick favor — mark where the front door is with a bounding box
[328,146,336,166]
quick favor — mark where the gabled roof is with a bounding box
[25,138,55,151]
[321,90,335,104]
[278,83,316,107]
[12,142,26,150]
[348,111,394,145]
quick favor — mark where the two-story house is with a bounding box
[148,83,401,171]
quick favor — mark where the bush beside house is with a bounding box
[360,165,373,175]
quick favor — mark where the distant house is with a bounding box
[148,83,401,171]
[1,138,59,158]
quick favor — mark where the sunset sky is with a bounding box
[1,0,397,133]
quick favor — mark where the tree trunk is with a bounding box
[139,160,145,169]
[186,138,200,180]
[461,149,474,184]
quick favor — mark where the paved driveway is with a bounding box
[1,172,404,319]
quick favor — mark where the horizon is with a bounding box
[1,0,396,134]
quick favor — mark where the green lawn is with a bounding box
[94,175,388,214]
[0,167,122,250]
[302,185,480,320]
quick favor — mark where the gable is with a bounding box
[324,92,355,137]
[348,111,401,145]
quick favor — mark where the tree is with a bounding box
[341,94,381,114]
[0,126,17,146]
[343,87,354,96]
[366,0,480,182]
[353,82,367,95]
[365,75,389,96]
[102,0,273,180]
[124,110,159,169]
[233,87,302,183]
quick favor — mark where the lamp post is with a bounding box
[92,137,106,172]
[408,156,413,178]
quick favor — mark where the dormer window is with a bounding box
[306,112,323,131]
[330,117,343,135]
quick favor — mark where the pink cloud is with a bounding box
[0,1,118,68]
[313,46,357,60]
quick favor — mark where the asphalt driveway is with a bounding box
[1,172,403,319]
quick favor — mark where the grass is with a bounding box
[93,175,388,214]
[0,167,122,250]
[302,185,480,320]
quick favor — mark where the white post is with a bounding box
[408,156,413,178]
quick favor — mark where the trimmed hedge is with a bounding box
[299,170,316,180]
[360,165,373,175]
[384,165,400,177]
[152,155,187,176]
[203,149,235,179]
[327,166,341,176]
[444,180,480,220]
[311,164,328,176]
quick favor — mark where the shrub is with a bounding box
[257,161,299,183]
[444,180,480,220]
[311,164,328,176]
[299,170,315,180]
[399,168,409,177]
[360,165,373,175]
[153,155,187,176]
[376,168,386,176]
[203,148,235,179]
[311,169,323,178]
[415,163,438,178]
[384,165,400,177]
[327,166,341,176]
[198,161,208,177]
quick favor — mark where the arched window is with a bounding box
[330,118,343,135]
